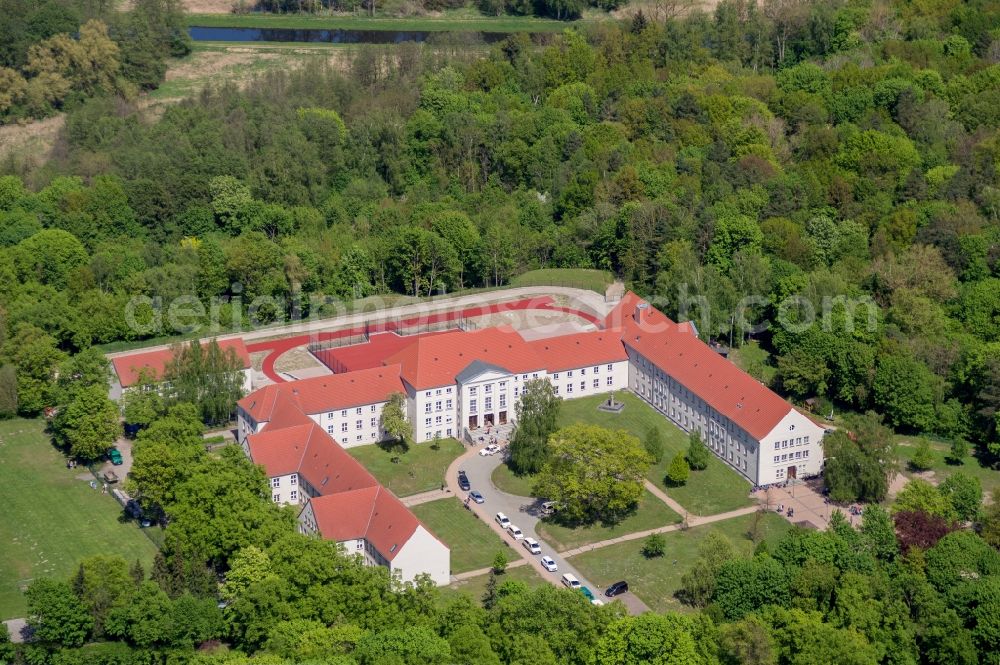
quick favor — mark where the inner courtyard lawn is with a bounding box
[535,490,681,552]
[411,497,509,574]
[558,394,755,515]
[347,438,464,497]
[569,511,792,614]
[0,419,158,620]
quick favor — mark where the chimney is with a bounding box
[633,302,649,324]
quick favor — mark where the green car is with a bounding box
[580,586,595,601]
[108,448,123,466]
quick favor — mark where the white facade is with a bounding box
[411,384,458,442]
[268,472,301,506]
[549,361,628,400]
[314,401,390,449]
[390,526,451,586]
[757,410,826,483]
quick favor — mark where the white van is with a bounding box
[561,573,581,589]
[495,512,510,528]
[507,524,524,540]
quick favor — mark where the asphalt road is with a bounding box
[456,448,648,614]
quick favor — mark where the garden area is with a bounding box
[347,438,464,497]
[0,419,158,619]
[411,497,509,574]
[535,489,681,552]
[569,512,791,614]
[558,394,755,515]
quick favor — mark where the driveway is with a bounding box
[452,447,649,614]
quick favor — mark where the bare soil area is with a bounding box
[273,346,325,373]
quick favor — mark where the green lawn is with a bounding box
[411,498,509,574]
[491,462,537,497]
[896,435,1000,496]
[512,268,614,294]
[0,419,158,619]
[558,394,754,516]
[442,562,547,603]
[347,438,464,497]
[186,12,573,32]
[535,490,681,552]
[570,512,792,613]
[729,341,777,386]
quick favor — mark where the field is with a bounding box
[558,394,755,515]
[411,498,508,574]
[511,268,614,295]
[569,512,791,613]
[347,438,464,496]
[185,11,574,32]
[535,489,681,552]
[0,420,158,620]
[895,435,1000,496]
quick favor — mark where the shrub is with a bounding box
[666,453,690,486]
[642,533,666,558]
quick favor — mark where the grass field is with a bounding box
[729,341,776,386]
[512,268,614,295]
[186,12,573,32]
[347,438,464,497]
[411,497,509,574]
[0,419,158,620]
[896,435,1000,496]
[569,512,791,613]
[558,394,754,515]
[535,489,681,552]
[442,562,546,602]
[491,462,537,497]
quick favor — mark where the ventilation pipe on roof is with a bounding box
[634,302,649,324]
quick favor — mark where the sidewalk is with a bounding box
[400,488,452,507]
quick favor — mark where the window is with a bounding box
[355,407,362,415]
[446,399,453,409]
[327,425,335,434]
[532,373,538,378]
[485,384,492,394]
[447,428,453,436]
[356,435,362,441]
[425,391,431,397]
[554,373,560,380]
[341,422,348,432]
[794,451,801,459]
[273,493,280,502]
[567,370,573,377]
[522,374,528,380]
[341,410,347,417]
[271,478,280,488]
[435,401,442,411]
[469,386,478,396]
[371,405,377,412]
[594,365,599,372]
[499,381,506,389]
[425,418,431,427]
[435,430,441,438]
[607,376,613,386]
[580,381,585,391]
[804,450,810,458]
[796,437,802,446]
[804,436,810,444]
[370,417,376,427]
[566,384,573,393]
[775,441,780,450]
[774,456,780,463]
[554,385,560,394]
[327,411,334,418]
[357,541,364,550]
[485,397,492,410]
[356,420,363,430]
[607,364,613,371]
[425,403,432,414]
[341,437,347,445]
[581,368,586,375]
[435,416,442,425]
[470,399,477,413]
[514,387,519,396]
[290,474,297,485]
[290,490,297,501]
[446,387,452,394]
[436,389,442,396]
[499,394,506,408]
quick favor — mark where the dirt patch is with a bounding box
[250,350,268,372]
[273,346,324,373]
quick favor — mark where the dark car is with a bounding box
[605,581,629,597]
[458,471,471,491]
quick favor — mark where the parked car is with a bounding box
[580,587,595,601]
[540,500,561,516]
[479,444,500,456]
[540,556,558,572]
[522,537,541,554]
[591,599,605,606]
[108,448,123,465]
[507,524,524,540]
[495,512,510,528]
[468,490,485,504]
[457,471,470,491]
[561,573,581,589]
[604,580,629,597]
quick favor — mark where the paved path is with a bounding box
[446,445,650,614]
[643,479,690,518]
[400,488,452,507]
[3,618,27,643]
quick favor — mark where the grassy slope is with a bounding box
[347,438,464,497]
[186,12,574,32]
[570,512,791,613]
[411,497,509,573]
[558,394,754,515]
[535,489,681,552]
[0,419,158,619]
[512,268,614,295]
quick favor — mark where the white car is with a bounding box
[591,599,605,607]
[495,512,510,528]
[479,444,501,456]
[507,524,524,540]
[540,556,558,572]
[561,573,581,589]
[522,537,541,555]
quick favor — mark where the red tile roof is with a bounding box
[112,338,251,388]
[384,327,545,390]
[237,365,404,423]
[314,330,454,373]
[527,331,629,372]
[309,486,425,561]
[614,293,793,440]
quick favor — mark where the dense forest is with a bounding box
[0,0,189,123]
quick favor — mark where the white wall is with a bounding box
[390,525,451,586]
[309,400,390,449]
[412,384,458,442]
[550,360,627,399]
[267,472,302,505]
[758,410,826,484]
